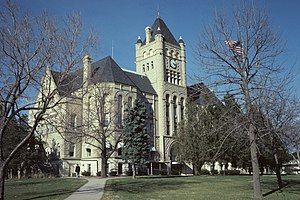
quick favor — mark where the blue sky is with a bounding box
[11,0,300,96]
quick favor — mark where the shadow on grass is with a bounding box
[137,175,191,179]
[263,178,300,197]
[105,176,212,194]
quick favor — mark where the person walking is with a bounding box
[75,164,80,178]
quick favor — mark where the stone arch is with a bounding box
[165,138,178,162]
[163,90,171,100]
[149,49,153,56]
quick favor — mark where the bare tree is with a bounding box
[285,121,300,169]
[71,84,122,178]
[196,2,288,198]
[0,1,97,199]
[256,87,299,188]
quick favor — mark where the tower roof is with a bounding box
[144,18,179,46]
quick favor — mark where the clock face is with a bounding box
[170,59,177,69]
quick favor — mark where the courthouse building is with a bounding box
[31,17,217,176]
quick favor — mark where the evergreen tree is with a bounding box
[176,98,226,175]
[122,100,150,178]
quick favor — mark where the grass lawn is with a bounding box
[102,175,300,200]
[4,178,87,200]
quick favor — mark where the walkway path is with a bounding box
[65,177,108,200]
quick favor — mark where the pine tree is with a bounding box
[122,100,150,178]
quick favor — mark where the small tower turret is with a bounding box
[145,26,152,44]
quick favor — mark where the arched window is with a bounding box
[173,96,177,134]
[180,97,184,121]
[70,114,77,129]
[128,96,132,109]
[165,48,169,55]
[149,49,153,56]
[102,94,109,127]
[142,64,145,72]
[175,51,179,59]
[170,50,174,58]
[166,94,170,135]
[86,148,91,157]
[117,95,123,126]
[143,51,147,58]
[69,143,75,157]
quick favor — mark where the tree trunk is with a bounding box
[132,164,136,179]
[249,119,262,198]
[101,139,107,178]
[274,153,283,188]
[243,81,262,199]
[0,162,5,200]
[297,151,300,169]
[101,155,107,178]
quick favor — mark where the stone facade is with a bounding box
[30,17,190,176]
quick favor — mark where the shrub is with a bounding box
[109,170,118,176]
[211,169,219,175]
[220,170,240,175]
[199,169,210,175]
[171,169,181,175]
[96,171,101,176]
[81,171,91,176]
[125,170,133,176]
[159,170,168,175]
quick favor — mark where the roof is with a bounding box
[124,71,156,95]
[51,56,156,96]
[143,17,179,46]
[90,56,135,86]
[188,83,222,106]
[51,69,83,97]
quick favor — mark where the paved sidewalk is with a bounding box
[65,177,108,200]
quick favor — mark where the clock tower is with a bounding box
[135,17,187,166]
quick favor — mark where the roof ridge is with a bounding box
[121,68,145,76]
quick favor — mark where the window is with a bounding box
[70,114,77,129]
[146,63,149,71]
[173,96,177,134]
[102,94,109,127]
[149,49,153,56]
[151,61,154,69]
[143,51,147,58]
[69,144,75,157]
[142,64,145,72]
[103,113,110,127]
[57,144,60,158]
[128,96,132,109]
[117,95,123,126]
[118,148,122,156]
[180,98,184,121]
[166,94,170,135]
[86,148,91,157]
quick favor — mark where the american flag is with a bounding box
[225,40,243,56]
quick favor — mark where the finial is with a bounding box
[111,40,114,59]
[178,36,184,44]
[157,5,160,18]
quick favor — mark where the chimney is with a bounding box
[145,26,152,44]
[83,55,92,86]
